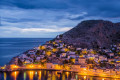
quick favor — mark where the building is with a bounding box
[78,57,86,64]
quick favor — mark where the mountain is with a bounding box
[61,20,120,49]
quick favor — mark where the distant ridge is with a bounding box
[61,20,120,49]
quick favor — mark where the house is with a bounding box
[94,57,99,62]
[46,63,53,69]
[69,51,75,55]
[30,54,35,58]
[56,35,60,39]
[81,48,88,54]
[115,62,120,67]
[42,51,45,55]
[99,56,107,61]
[52,54,56,57]
[87,53,95,58]
[47,46,53,49]
[40,55,45,59]
[67,55,70,59]
[69,54,76,58]
[108,59,114,63]
[71,64,81,71]
[59,43,64,48]
[20,54,28,59]
[60,53,66,58]
[36,57,41,60]
[55,40,61,43]
[24,60,31,64]
[78,57,86,64]
[76,48,82,51]
[94,54,99,57]
[52,63,61,69]
[38,45,47,50]
[107,52,114,57]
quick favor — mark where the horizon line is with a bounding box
[0,37,54,38]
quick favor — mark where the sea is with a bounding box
[0,38,52,66]
[0,70,115,80]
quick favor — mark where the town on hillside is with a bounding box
[1,35,120,78]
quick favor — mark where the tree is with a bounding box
[63,60,69,64]
[18,58,23,66]
[99,61,108,68]
[35,50,42,56]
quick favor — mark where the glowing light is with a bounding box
[28,71,34,80]
[35,72,37,75]
[64,48,69,52]
[102,78,104,80]
[45,51,52,56]
[53,42,56,45]
[38,71,41,80]
[66,72,69,78]
[27,64,34,68]
[11,71,19,80]
[1,65,6,69]
[4,72,7,80]
[55,65,61,69]
[10,65,19,69]
[82,49,87,54]
[48,73,52,80]
[84,76,86,80]
[39,65,41,67]
[24,72,26,80]
[52,73,56,80]
[70,58,75,63]
[52,48,58,52]
[62,73,65,80]
[38,46,46,50]
[76,75,78,79]
[83,68,87,70]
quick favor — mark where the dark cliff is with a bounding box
[61,20,120,49]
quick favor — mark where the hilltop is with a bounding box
[61,20,120,49]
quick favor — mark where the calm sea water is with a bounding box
[0,38,52,66]
[0,70,115,80]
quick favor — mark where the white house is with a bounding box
[36,57,41,60]
[19,54,28,59]
[24,60,31,64]
[70,54,76,58]
[60,53,67,58]
[69,51,75,55]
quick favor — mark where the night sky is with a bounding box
[0,0,120,38]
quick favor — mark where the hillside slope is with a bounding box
[61,20,120,49]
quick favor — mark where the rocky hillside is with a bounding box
[61,20,120,49]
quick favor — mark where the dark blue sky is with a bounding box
[0,0,120,38]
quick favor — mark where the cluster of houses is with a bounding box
[1,35,120,71]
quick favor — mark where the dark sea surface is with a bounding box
[0,38,52,66]
[0,70,114,80]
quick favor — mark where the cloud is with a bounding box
[0,26,72,32]
[1,0,120,18]
[0,0,120,37]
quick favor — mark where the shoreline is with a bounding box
[0,68,77,73]
[1,68,120,79]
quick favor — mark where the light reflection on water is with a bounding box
[0,70,119,80]
[11,71,19,80]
